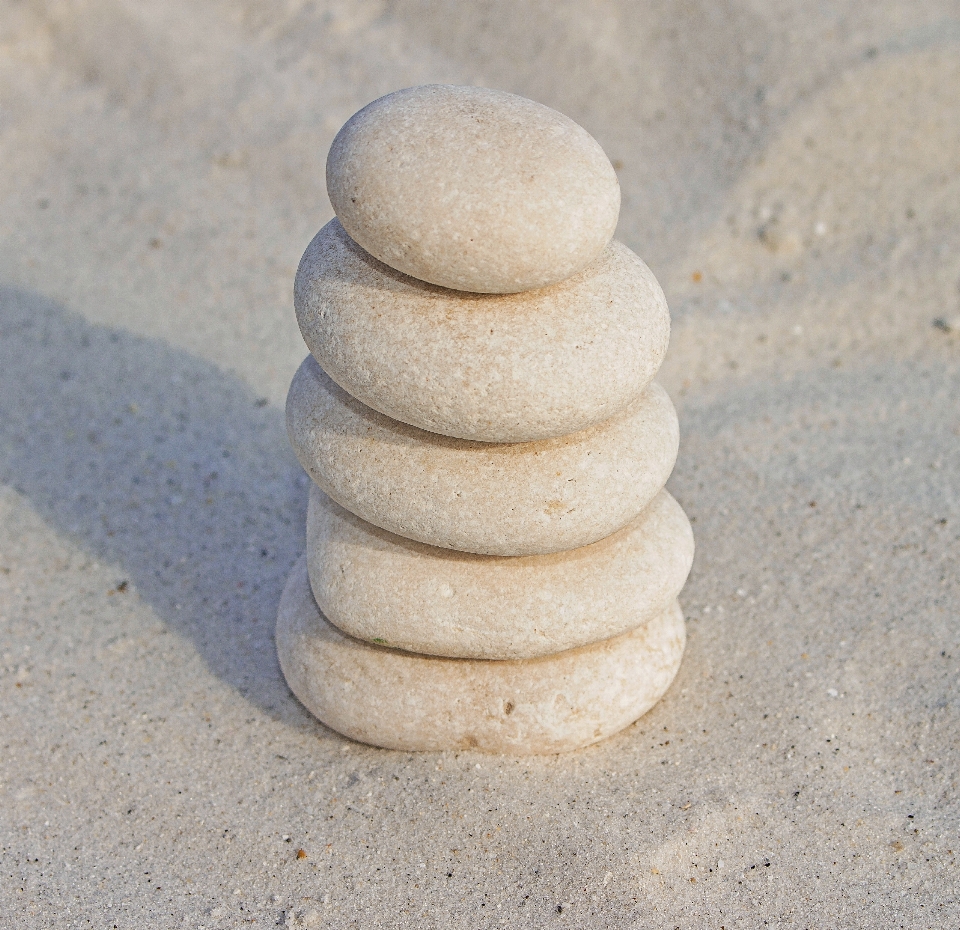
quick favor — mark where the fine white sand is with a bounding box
[1,1,958,926]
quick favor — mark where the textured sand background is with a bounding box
[1,1,959,926]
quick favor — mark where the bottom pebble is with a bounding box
[277,556,685,754]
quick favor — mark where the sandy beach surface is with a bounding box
[2,1,959,926]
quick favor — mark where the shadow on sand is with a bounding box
[0,285,309,720]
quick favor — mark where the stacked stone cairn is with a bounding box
[277,85,694,754]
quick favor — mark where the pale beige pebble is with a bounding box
[277,556,686,754]
[295,219,670,442]
[287,355,679,556]
[326,84,620,294]
[307,485,694,659]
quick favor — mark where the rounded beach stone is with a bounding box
[326,84,621,294]
[295,219,669,443]
[287,355,679,557]
[307,485,694,659]
[277,556,686,754]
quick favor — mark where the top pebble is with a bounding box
[326,85,621,294]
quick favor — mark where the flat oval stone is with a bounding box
[295,219,669,442]
[287,355,679,556]
[277,556,686,754]
[326,85,621,293]
[308,486,694,659]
